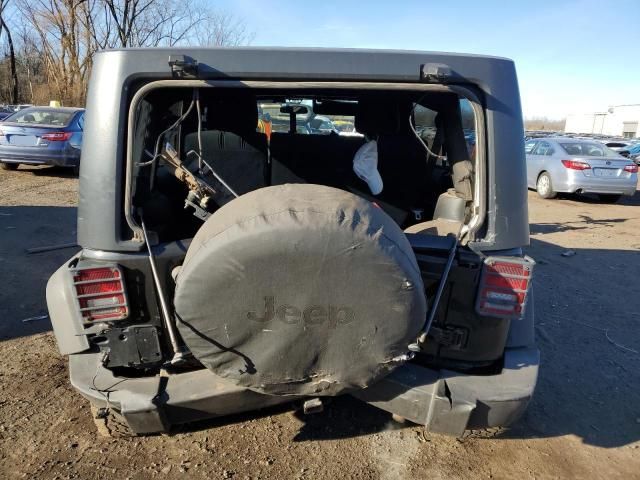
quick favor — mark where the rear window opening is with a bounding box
[125,82,484,245]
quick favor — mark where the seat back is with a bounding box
[270,132,366,190]
[355,99,430,217]
[183,94,268,204]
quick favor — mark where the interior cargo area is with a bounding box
[128,85,481,244]
[120,82,509,374]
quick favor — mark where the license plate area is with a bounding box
[593,168,619,177]
[8,135,38,146]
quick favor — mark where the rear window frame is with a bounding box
[124,79,487,247]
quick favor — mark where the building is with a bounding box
[564,104,640,138]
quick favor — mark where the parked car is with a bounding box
[525,137,638,202]
[603,140,634,151]
[0,108,12,121]
[620,143,640,164]
[46,47,538,438]
[306,115,337,134]
[0,106,85,173]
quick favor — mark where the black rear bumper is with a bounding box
[69,346,539,436]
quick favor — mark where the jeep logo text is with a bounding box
[246,296,354,328]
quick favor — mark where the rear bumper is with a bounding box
[354,347,539,435]
[554,171,637,195]
[68,346,539,436]
[0,146,81,167]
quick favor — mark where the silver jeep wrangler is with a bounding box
[46,47,538,437]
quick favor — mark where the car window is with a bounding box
[559,142,618,157]
[4,109,74,126]
[77,113,84,130]
[532,141,552,156]
[525,140,537,154]
[258,100,354,136]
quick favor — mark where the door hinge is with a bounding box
[428,325,468,350]
[168,55,198,78]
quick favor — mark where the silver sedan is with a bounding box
[525,137,638,202]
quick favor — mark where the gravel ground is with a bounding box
[1,164,639,479]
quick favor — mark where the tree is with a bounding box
[1,0,253,106]
[98,0,253,48]
[17,0,97,105]
[0,0,18,103]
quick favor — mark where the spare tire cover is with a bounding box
[174,184,426,396]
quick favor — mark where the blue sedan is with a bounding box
[0,106,85,173]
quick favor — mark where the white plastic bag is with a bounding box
[353,140,383,195]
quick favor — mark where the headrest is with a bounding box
[206,94,258,134]
[355,99,412,137]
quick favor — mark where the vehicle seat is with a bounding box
[355,99,430,225]
[270,132,366,189]
[183,94,267,206]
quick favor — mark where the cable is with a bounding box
[136,98,196,168]
[195,89,203,172]
[410,92,448,161]
[185,149,239,198]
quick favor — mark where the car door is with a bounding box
[69,112,84,149]
[534,141,555,179]
[524,140,538,187]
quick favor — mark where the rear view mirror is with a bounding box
[280,105,309,115]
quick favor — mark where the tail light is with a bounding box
[624,164,638,173]
[561,159,591,170]
[72,266,129,322]
[41,131,72,142]
[476,256,535,319]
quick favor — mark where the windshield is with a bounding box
[4,109,74,127]
[559,142,619,157]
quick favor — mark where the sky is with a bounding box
[215,0,640,119]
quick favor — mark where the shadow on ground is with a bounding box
[0,205,78,340]
[552,187,640,207]
[530,214,628,234]
[14,164,78,178]
[496,237,640,448]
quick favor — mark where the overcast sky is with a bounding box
[217,0,639,119]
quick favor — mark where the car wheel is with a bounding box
[597,194,621,203]
[0,162,18,171]
[536,172,556,199]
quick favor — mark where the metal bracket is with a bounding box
[428,325,468,350]
[168,55,198,78]
[420,63,452,83]
[185,193,212,221]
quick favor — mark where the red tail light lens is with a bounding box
[41,131,72,142]
[72,266,128,322]
[624,164,638,173]
[561,159,591,170]
[476,256,535,319]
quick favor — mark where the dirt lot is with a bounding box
[1,165,639,479]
